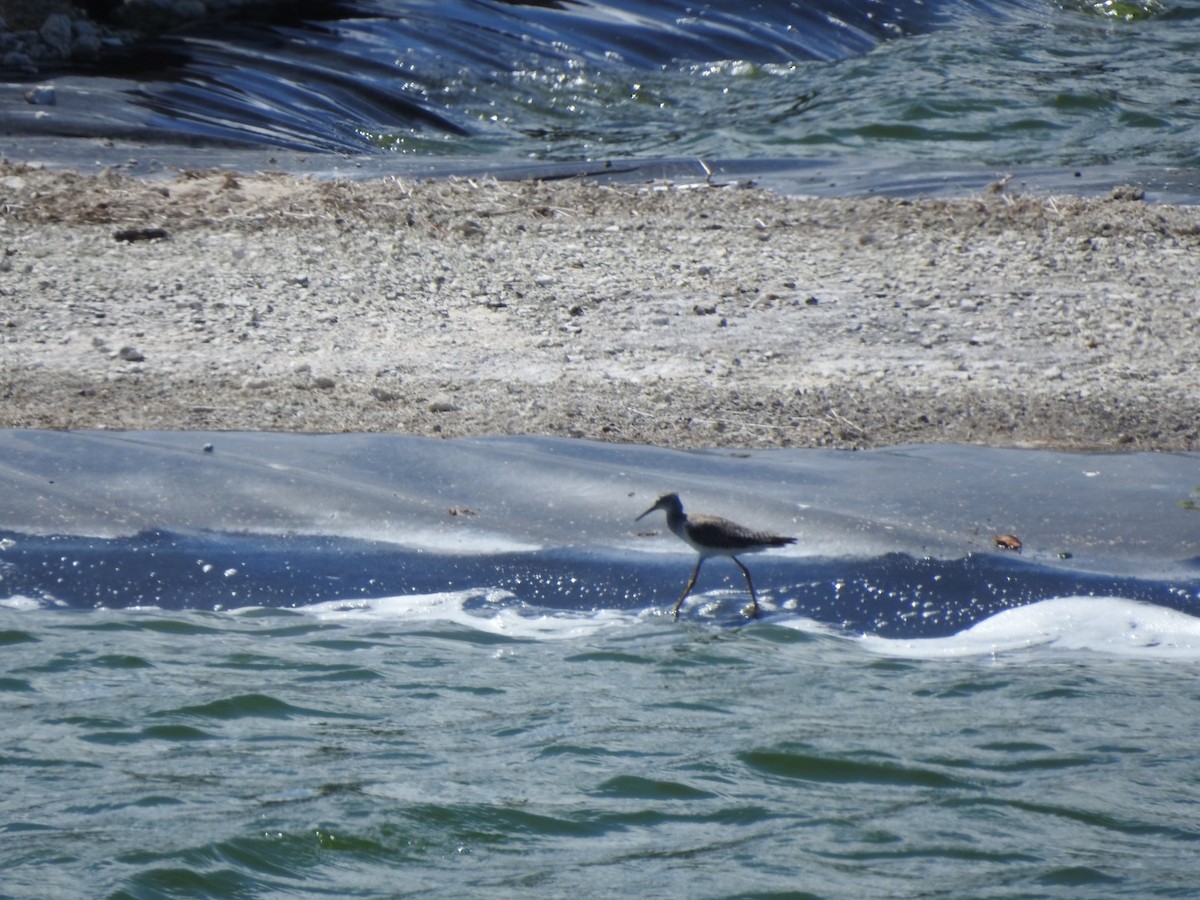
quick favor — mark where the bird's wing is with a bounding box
[688,515,788,552]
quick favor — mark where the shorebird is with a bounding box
[636,492,795,619]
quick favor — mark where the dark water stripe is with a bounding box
[935,753,1100,774]
[396,800,775,839]
[813,844,1040,865]
[741,746,972,789]
[1036,866,1124,887]
[79,730,155,746]
[941,795,1200,843]
[593,774,717,800]
[539,743,649,759]
[294,666,386,683]
[70,724,218,744]
[94,654,154,669]
[141,724,220,741]
[4,528,1196,639]
[0,755,102,769]
[153,692,348,721]
[55,617,232,636]
[112,863,277,899]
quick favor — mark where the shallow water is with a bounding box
[2,431,1198,620]
[6,603,1200,898]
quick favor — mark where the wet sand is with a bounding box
[2,161,1197,450]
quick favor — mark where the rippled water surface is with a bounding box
[5,605,1200,897]
[373,0,1200,170]
[9,0,1199,194]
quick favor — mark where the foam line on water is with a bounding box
[296,591,647,640]
[848,597,1200,660]
[0,595,48,611]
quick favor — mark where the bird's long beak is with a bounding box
[635,504,657,522]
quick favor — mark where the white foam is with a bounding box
[297,590,646,640]
[853,597,1200,660]
[0,595,50,611]
[291,593,1200,657]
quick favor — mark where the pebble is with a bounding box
[23,85,55,106]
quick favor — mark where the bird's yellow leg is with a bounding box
[672,558,704,619]
[732,557,760,617]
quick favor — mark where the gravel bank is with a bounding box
[2,162,1197,450]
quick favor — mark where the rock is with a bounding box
[23,86,56,106]
[1110,185,1146,202]
[3,51,36,74]
[114,227,170,243]
[39,14,72,57]
[71,20,101,59]
[118,346,146,362]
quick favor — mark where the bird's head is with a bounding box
[636,492,682,521]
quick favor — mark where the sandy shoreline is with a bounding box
[1,161,1198,451]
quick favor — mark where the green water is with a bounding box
[371,0,1200,176]
[4,606,1200,898]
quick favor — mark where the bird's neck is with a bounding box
[664,505,689,540]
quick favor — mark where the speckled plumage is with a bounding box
[637,492,795,619]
